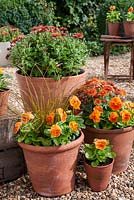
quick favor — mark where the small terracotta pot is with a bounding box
[16,69,87,112]
[84,159,114,192]
[83,126,134,174]
[107,22,121,36]
[123,21,134,37]
[0,89,10,116]
[19,131,84,197]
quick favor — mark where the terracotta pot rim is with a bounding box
[123,21,134,24]
[0,89,10,93]
[107,22,121,24]
[85,126,134,134]
[84,158,114,169]
[18,131,84,153]
[16,69,87,80]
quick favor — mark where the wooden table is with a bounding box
[100,35,134,82]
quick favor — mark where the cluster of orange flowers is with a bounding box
[14,95,81,138]
[77,78,134,129]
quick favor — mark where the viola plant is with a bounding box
[0,26,22,42]
[84,139,116,167]
[106,5,121,22]
[0,67,12,91]
[76,78,134,129]
[125,6,134,21]
[14,95,85,146]
[10,25,88,80]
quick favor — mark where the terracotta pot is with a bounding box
[0,42,10,66]
[107,22,121,36]
[0,89,10,116]
[123,21,134,37]
[84,159,114,192]
[18,131,84,197]
[16,70,87,112]
[83,126,134,174]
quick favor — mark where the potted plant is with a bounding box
[0,67,12,115]
[13,95,85,197]
[106,5,121,36]
[84,138,116,192]
[75,78,134,174]
[0,25,22,66]
[123,6,134,37]
[9,25,88,111]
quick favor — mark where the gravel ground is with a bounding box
[0,53,134,200]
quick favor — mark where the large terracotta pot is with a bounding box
[83,126,134,174]
[107,22,121,36]
[18,132,84,197]
[123,21,134,37]
[16,70,87,111]
[84,159,114,192]
[0,89,10,116]
[0,42,10,66]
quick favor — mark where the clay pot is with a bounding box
[83,126,134,174]
[84,159,114,192]
[0,89,10,116]
[123,21,134,37]
[19,131,84,197]
[16,70,87,112]
[0,42,10,66]
[107,22,121,36]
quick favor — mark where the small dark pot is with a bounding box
[107,22,121,36]
[123,21,134,37]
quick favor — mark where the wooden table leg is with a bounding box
[104,42,110,80]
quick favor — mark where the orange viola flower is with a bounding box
[69,121,78,132]
[0,67,3,74]
[108,112,119,123]
[94,105,103,113]
[109,97,123,111]
[46,112,55,125]
[98,89,107,97]
[94,139,108,150]
[89,110,101,123]
[14,122,22,134]
[69,95,81,110]
[61,112,67,122]
[128,6,133,13]
[110,5,116,11]
[118,89,126,96]
[50,124,62,137]
[120,110,131,122]
[21,112,34,124]
[94,98,101,105]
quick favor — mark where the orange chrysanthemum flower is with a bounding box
[50,124,62,137]
[14,122,22,134]
[73,33,84,38]
[109,97,123,111]
[94,139,108,150]
[120,110,131,122]
[128,6,133,13]
[94,98,101,105]
[69,121,78,132]
[94,105,103,113]
[103,85,113,91]
[89,110,101,123]
[108,112,119,123]
[98,89,107,97]
[21,112,34,124]
[110,5,116,11]
[69,95,81,110]
[87,88,97,97]
[46,112,55,125]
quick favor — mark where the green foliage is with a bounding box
[84,139,116,167]
[0,67,12,91]
[10,26,88,79]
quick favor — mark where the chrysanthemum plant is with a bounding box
[84,139,116,167]
[14,95,85,146]
[125,6,134,21]
[106,5,121,23]
[76,78,134,129]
